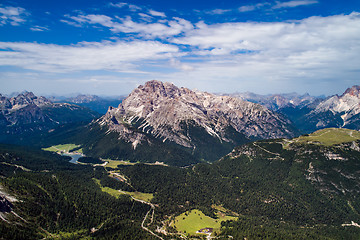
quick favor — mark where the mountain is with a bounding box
[0,92,100,145]
[290,85,360,133]
[65,94,102,103]
[60,94,124,114]
[231,86,360,134]
[228,92,321,111]
[75,80,298,166]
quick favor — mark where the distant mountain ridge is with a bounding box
[56,94,124,114]
[232,85,360,133]
[0,92,100,144]
[308,85,360,129]
[228,91,322,111]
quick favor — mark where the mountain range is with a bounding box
[56,94,124,114]
[1,82,360,166]
[75,80,297,165]
[233,85,360,133]
[0,91,100,144]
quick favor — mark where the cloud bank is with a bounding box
[0,2,359,95]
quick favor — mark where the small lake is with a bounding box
[62,153,84,164]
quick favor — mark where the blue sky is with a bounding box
[1,0,359,96]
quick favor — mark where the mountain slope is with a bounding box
[0,92,100,144]
[1,128,360,239]
[106,127,360,239]
[79,80,298,165]
[297,85,360,132]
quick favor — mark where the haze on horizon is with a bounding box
[1,0,359,96]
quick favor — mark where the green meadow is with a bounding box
[295,128,360,146]
[93,178,153,202]
[172,209,237,235]
[42,144,82,153]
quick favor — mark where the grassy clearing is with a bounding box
[121,190,154,202]
[294,128,360,146]
[104,159,135,168]
[172,209,237,235]
[93,178,153,202]
[42,144,82,153]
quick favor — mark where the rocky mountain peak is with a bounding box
[343,85,360,98]
[101,80,297,153]
[8,92,52,108]
[132,80,183,99]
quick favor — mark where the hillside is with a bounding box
[1,128,360,239]
[110,128,360,238]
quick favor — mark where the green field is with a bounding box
[294,128,360,146]
[172,209,237,235]
[121,190,154,202]
[104,159,135,168]
[42,144,82,153]
[93,178,153,202]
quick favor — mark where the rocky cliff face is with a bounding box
[0,92,100,143]
[304,85,360,130]
[99,80,297,151]
[0,92,52,126]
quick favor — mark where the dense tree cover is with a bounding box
[78,156,103,164]
[0,145,158,239]
[62,123,200,167]
[219,216,360,240]
[40,119,250,166]
[1,137,360,239]
[114,139,360,238]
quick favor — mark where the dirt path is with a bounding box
[120,190,164,240]
[252,143,283,160]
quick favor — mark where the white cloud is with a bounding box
[206,9,232,15]
[0,41,179,72]
[30,25,49,31]
[163,12,360,94]
[238,3,269,12]
[128,4,142,12]
[273,0,318,9]
[0,6,29,26]
[169,58,194,71]
[69,14,114,27]
[63,13,194,38]
[138,13,153,22]
[148,9,166,18]
[109,2,127,8]
[174,13,360,56]
[2,7,360,95]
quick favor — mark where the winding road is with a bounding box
[119,190,164,240]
